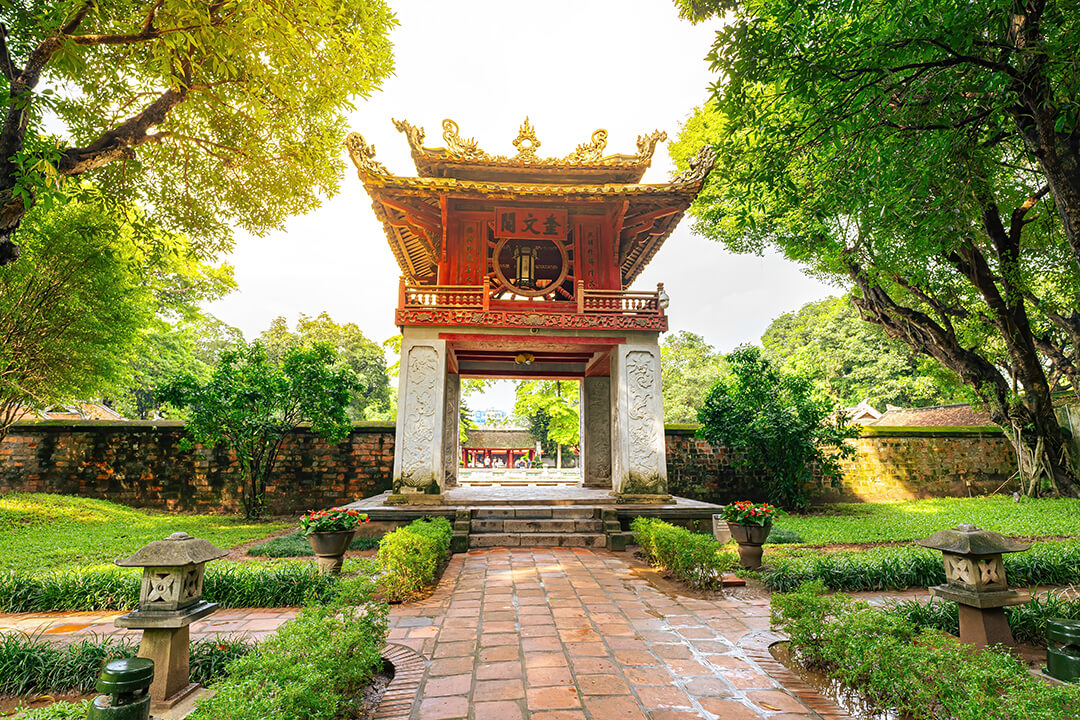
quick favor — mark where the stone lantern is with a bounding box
[916,524,1030,647]
[114,532,226,709]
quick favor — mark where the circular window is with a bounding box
[492,237,568,298]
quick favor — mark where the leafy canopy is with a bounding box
[514,381,580,452]
[697,346,859,510]
[660,331,728,424]
[762,296,968,409]
[261,313,391,422]
[0,0,397,260]
[160,341,358,518]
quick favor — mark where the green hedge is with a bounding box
[761,539,1080,592]
[0,561,341,613]
[189,573,389,720]
[773,583,1080,720]
[631,517,736,590]
[0,633,252,696]
[377,517,452,602]
[887,590,1080,647]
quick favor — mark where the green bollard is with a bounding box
[1045,618,1080,683]
[87,657,154,720]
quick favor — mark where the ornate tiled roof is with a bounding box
[345,121,715,286]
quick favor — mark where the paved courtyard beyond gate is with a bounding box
[389,547,831,720]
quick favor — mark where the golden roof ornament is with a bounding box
[345,132,389,176]
[442,119,490,161]
[565,129,608,163]
[393,119,425,155]
[636,130,667,166]
[512,117,541,162]
[672,145,717,187]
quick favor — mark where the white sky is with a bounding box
[205,0,836,411]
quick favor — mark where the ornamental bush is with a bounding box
[189,572,388,720]
[377,517,453,602]
[298,507,369,535]
[631,517,736,590]
[772,583,1080,719]
[717,500,779,526]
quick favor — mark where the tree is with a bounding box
[697,346,859,510]
[672,1,1080,497]
[762,297,968,409]
[660,331,728,423]
[261,313,390,421]
[159,341,357,518]
[514,381,579,467]
[0,200,147,438]
[111,314,242,419]
[0,0,397,263]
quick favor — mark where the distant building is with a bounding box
[14,403,126,422]
[471,408,510,426]
[872,403,994,427]
[461,428,537,468]
[844,400,882,425]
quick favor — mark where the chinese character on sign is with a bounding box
[494,207,568,239]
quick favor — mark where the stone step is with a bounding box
[469,533,607,548]
[471,519,605,534]
[472,506,598,520]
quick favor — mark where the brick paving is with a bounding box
[0,608,297,643]
[389,548,829,720]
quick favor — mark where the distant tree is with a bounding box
[762,297,968,410]
[698,346,859,510]
[515,381,579,466]
[661,331,728,423]
[160,341,357,518]
[0,201,147,438]
[261,313,390,421]
[112,315,243,420]
[0,0,397,263]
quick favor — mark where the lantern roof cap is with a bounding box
[115,532,227,567]
[916,524,1030,555]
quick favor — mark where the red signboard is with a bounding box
[493,207,568,240]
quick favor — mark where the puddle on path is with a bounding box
[627,565,770,604]
[769,642,900,720]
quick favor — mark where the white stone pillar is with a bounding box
[442,372,460,489]
[581,376,612,488]
[610,344,669,499]
[391,337,448,503]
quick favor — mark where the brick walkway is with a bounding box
[0,608,297,643]
[389,548,827,720]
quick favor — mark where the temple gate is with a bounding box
[347,119,714,505]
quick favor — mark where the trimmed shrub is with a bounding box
[631,517,736,590]
[761,539,1080,592]
[0,561,342,613]
[0,633,252,696]
[189,573,389,720]
[887,590,1080,646]
[377,517,453,602]
[772,583,1080,720]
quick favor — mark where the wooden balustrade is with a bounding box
[398,277,664,317]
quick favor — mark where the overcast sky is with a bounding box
[205,0,837,410]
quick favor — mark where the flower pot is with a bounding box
[307,529,356,575]
[712,514,732,544]
[727,521,772,570]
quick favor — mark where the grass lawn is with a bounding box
[774,495,1080,544]
[0,493,288,573]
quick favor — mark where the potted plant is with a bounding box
[299,507,369,575]
[718,500,779,570]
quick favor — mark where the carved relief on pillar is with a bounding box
[621,348,666,495]
[583,377,612,488]
[399,345,439,490]
[442,373,460,488]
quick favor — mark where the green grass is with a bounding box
[773,496,1080,545]
[0,493,288,573]
[246,532,381,558]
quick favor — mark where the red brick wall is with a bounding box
[0,422,1016,511]
[0,421,395,515]
[665,426,1016,504]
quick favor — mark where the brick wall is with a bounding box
[665,425,1016,504]
[0,421,395,515]
[0,421,1016,512]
